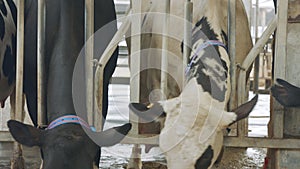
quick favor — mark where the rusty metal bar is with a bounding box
[37,0,47,126]
[85,0,95,127]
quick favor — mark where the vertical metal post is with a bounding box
[273,1,286,138]
[12,0,25,168]
[272,0,287,168]
[127,0,142,168]
[245,0,252,29]
[183,0,193,76]
[37,0,46,126]
[253,0,260,94]
[228,0,247,137]
[15,0,25,122]
[161,0,170,98]
[130,0,141,140]
[249,0,253,30]
[228,0,237,110]
[85,0,95,127]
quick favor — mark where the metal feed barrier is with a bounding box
[109,0,300,168]
[1,0,300,169]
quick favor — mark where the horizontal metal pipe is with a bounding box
[121,135,300,149]
[224,137,300,149]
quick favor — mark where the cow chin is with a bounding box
[40,126,99,169]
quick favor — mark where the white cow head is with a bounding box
[130,79,257,169]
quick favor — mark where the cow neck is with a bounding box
[46,0,84,123]
[205,1,225,34]
[46,115,95,131]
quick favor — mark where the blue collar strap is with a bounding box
[47,115,96,131]
[185,40,227,75]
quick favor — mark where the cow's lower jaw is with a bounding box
[160,126,224,169]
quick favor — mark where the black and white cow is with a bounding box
[1,0,131,168]
[271,78,300,107]
[137,0,253,104]
[0,0,16,108]
[130,0,257,168]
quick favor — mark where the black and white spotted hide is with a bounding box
[185,17,230,102]
[157,16,232,168]
[0,0,17,108]
[130,16,257,169]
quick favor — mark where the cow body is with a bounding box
[0,0,16,108]
[138,0,252,104]
[130,0,256,169]
[4,0,131,168]
[156,12,233,169]
[22,0,119,127]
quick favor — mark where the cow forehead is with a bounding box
[43,125,93,147]
[41,126,98,168]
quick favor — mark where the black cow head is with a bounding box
[8,120,131,169]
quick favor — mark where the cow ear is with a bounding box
[7,120,43,147]
[271,78,300,107]
[89,123,132,147]
[229,95,258,125]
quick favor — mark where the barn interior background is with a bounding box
[1,0,299,168]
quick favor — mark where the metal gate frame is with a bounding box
[2,0,300,168]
